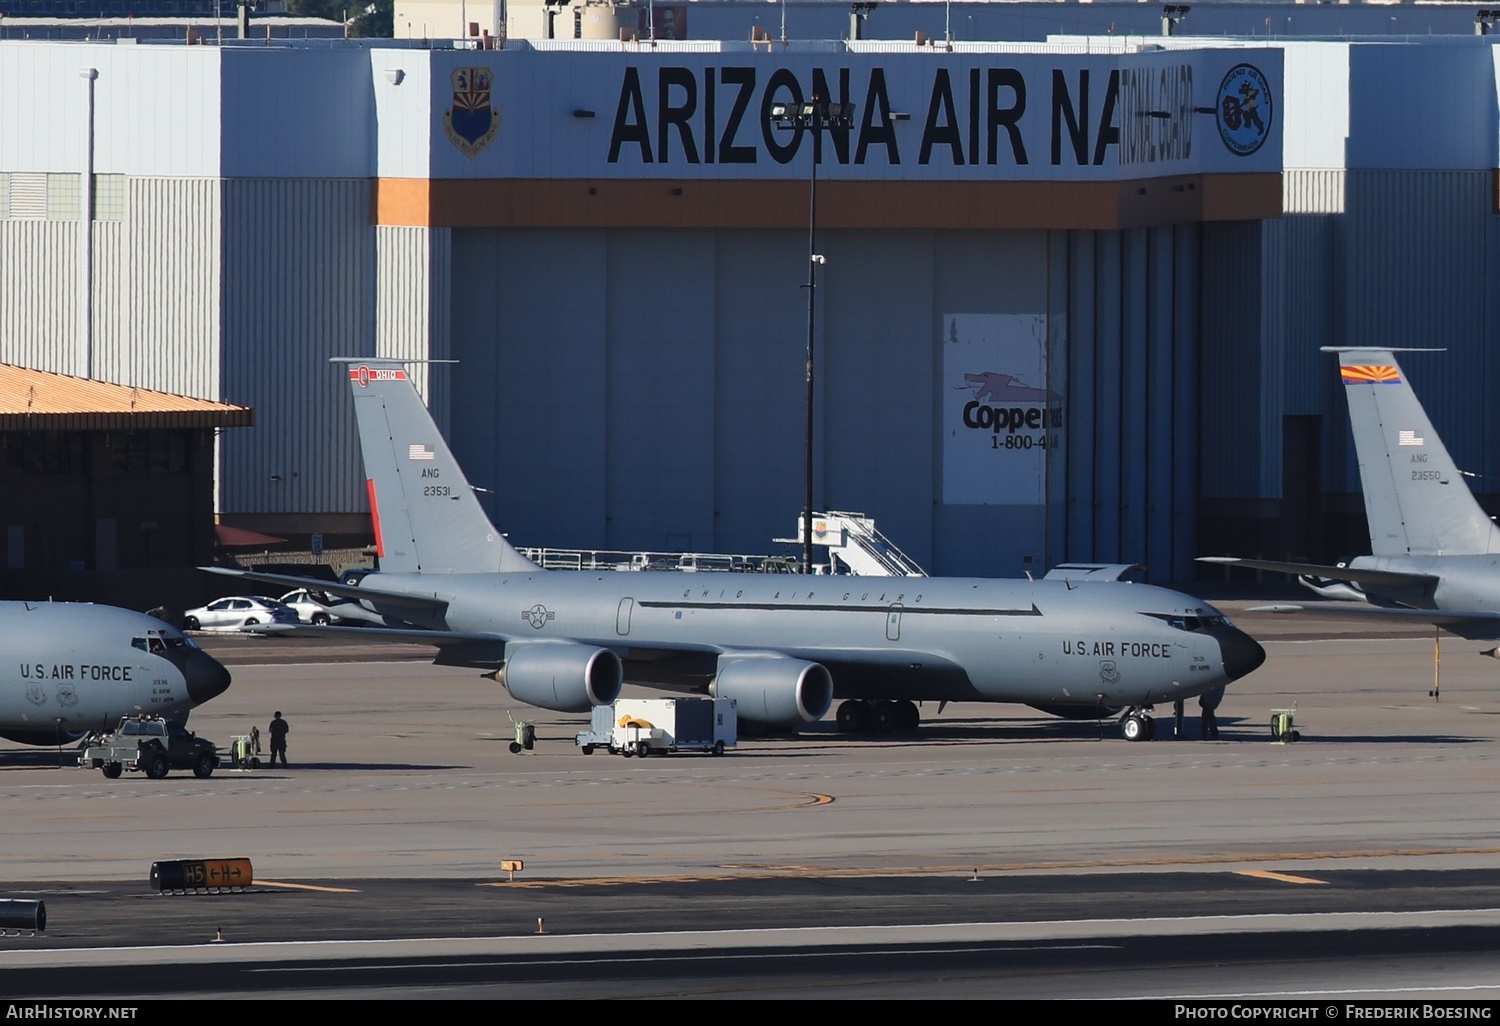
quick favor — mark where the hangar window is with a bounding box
[2,433,85,475]
[92,175,127,221]
[106,431,190,476]
[12,174,127,221]
[46,174,80,220]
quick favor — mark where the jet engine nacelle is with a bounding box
[710,654,833,726]
[496,643,623,713]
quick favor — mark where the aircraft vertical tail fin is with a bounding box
[1329,347,1500,557]
[339,359,538,574]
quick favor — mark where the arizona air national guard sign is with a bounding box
[411,47,1282,181]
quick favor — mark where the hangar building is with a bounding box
[0,31,1496,582]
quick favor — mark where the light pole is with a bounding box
[768,97,856,574]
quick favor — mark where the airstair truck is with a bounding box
[576,697,736,757]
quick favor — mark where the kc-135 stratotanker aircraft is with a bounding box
[208,359,1264,742]
[1203,347,1500,640]
[0,603,231,746]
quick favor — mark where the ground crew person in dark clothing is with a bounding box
[1199,687,1224,740]
[268,711,290,767]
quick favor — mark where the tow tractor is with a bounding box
[79,716,221,780]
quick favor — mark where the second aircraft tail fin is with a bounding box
[1329,347,1500,557]
[339,359,538,574]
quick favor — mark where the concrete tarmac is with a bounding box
[2,603,1499,997]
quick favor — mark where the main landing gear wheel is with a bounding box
[1122,714,1155,742]
[836,700,871,734]
[837,699,920,734]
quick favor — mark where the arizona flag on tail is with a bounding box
[1340,364,1402,385]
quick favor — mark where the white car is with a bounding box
[183,596,299,632]
[279,589,344,626]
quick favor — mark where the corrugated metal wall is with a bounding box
[218,178,375,516]
[1336,169,1500,493]
[1200,220,1264,504]
[108,178,221,399]
[1201,166,1500,563]
[444,224,1201,580]
[1062,223,1200,582]
[448,225,1027,572]
[0,177,221,392]
[0,220,76,371]
[376,224,453,438]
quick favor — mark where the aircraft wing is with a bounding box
[201,566,448,615]
[1249,603,1500,640]
[246,622,517,665]
[1197,556,1437,591]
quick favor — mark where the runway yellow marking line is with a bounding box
[1237,869,1328,885]
[253,880,361,893]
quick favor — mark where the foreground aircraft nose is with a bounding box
[184,649,232,705]
[1217,626,1266,682]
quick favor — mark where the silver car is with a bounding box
[183,596,299,632]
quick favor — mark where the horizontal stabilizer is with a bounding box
[1197,556,1436,591]
[1043,564,1144,582]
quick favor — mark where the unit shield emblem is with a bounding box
[1215,63,1272,157]
[444,67,501,159]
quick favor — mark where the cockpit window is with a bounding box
[1151,613,1232,632]
[131,637,148,652]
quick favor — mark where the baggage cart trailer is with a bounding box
[576,697,736,756]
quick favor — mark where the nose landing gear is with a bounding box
[1120,708,1156,742]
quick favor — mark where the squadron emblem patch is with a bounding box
[1215,63,1272,157]
[444,66,500,159]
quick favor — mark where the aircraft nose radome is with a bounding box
[185,650,232,705]
[1220,628,1267,682]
